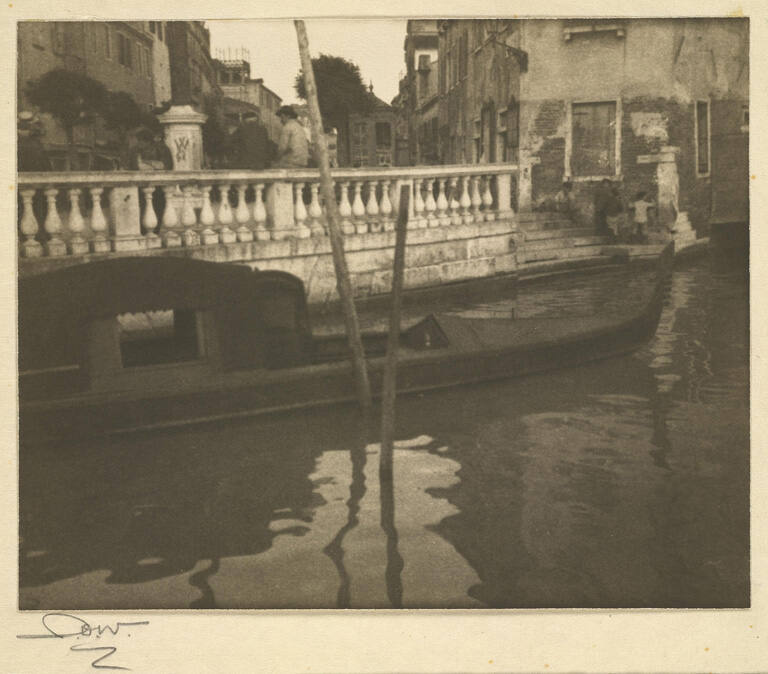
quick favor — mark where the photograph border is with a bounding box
[4,1,766,672]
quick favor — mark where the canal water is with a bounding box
[19,251,749,609]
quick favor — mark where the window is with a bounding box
[104,24,112,59]
[459,31,468,79]
[439,51,446,94]
[418,54,431,70]
[117,309,204,368]
[501,99,520,162]
[149,21,156,34]
[570,101,618,177]
[375,122,392,148]
[157,22,164,42]
[695,100,710,176]
[452,46,459,86]
[117,33,133,69]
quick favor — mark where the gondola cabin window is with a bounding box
[117,309,204,368]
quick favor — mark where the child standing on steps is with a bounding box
[630,191,655,243]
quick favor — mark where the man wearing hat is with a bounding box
[275,105,309,168]
[230,110,271,170]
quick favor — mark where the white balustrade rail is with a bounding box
[17,164,517,260]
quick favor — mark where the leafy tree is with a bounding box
[101,90,158,136]
[26,69,108,169]
[295,54,374,161]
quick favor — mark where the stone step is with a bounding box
[523,227,600,241]
[520,243,608,264]
[517,212,573,231]
[523,236,608,252]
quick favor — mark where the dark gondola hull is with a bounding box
[19,244,673,440]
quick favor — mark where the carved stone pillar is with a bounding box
[158,105,207,171]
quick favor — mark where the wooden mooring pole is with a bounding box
[294,20,372,410]
[380,185,411,482]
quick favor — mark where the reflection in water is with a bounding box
[189,557,220,609]
[378,444,404,609]
[20,252,749,609]
[322,427,368,609]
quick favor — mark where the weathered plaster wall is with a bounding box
[512,18,748,233]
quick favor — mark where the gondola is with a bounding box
[19,243,674,440]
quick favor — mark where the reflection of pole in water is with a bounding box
[323,418,369,608]
[189,557,220,608]
[380,461,404,608]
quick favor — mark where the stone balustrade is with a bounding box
[17,165,517,263]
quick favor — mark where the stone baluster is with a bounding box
[460,175,473,224]
[482,176,495,221]
[253,183,269,241]
[217,183,236,243]
[235,183,253,243]
[448,178,462,226]
[339,181,355,235]
[366,180,381,233]
[308,182,324,236]
[413,178,426,228]
[140,186,160,249]
[199,184,219,245]
[19,189,42,258]
[470,175,483,221]
[66,188,89,255]
[160,185,181,247]
[424,177,438,227]
[380,180,394,231]
[294,182,310,238]
[44,187,66,256]
[88,187,110,253]
[436,178,450,226]
[181,185,200,247]
[352,180,367,234]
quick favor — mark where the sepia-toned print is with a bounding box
[17,18,748,611]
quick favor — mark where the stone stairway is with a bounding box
[516,212,612,272]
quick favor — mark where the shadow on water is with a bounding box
[321,416,369,609]
[19,409,340,608]
[379,454,404,609]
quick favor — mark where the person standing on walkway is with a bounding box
[630,190,655,243]
[274,105,309,168]
[231,111,272,170]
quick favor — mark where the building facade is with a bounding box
[214,52,283,143]
[343,88,397,168]
[434,18,748,234]
[18,21,161,169]
[148,21,172,106]
[401,20,440,165]
[166,21,219,110]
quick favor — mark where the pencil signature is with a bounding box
[17,612,149,670]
